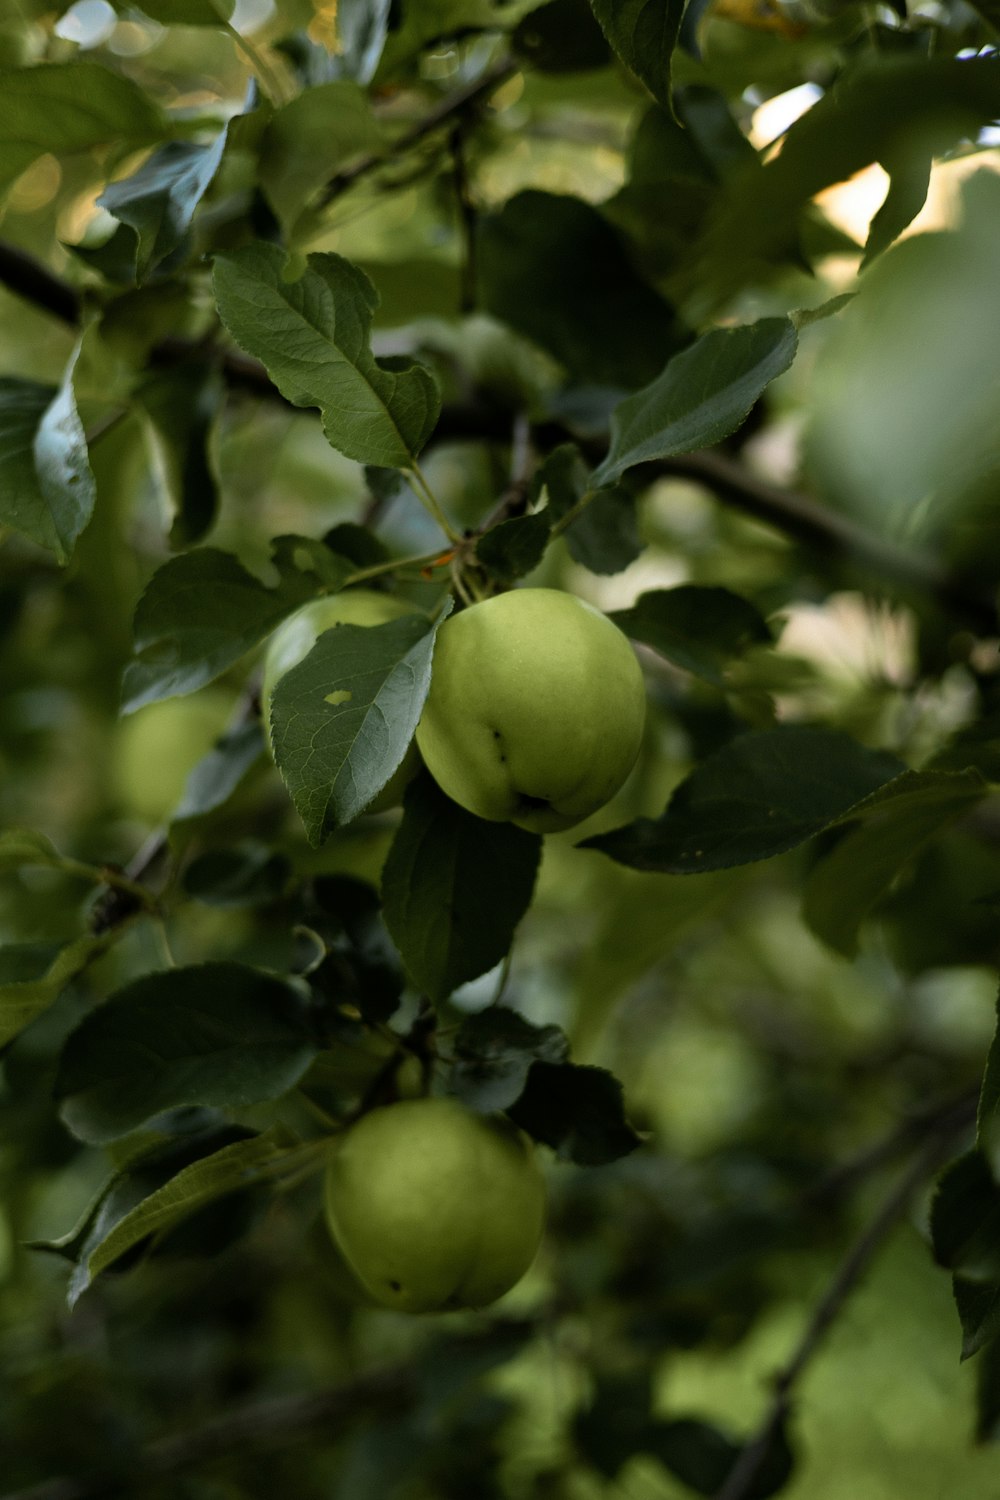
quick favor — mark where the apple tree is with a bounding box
[2,2,1000,1497]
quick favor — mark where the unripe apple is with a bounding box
[263,589,424,812]
[415,588,645,833]
[324,1097,545,1313]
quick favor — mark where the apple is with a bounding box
[262,589,425,812]
[115,689,233,824]
[415,588,646,833]
[324,1097,545,1313]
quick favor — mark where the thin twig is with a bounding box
[712,1118,971,1500]
[315,57,517,209]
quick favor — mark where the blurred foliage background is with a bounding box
[2,0,1000,1497]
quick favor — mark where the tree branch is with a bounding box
[315,57,518,209]
[712,1115,972,1500]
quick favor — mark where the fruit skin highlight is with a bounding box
[324,1097,546,1314]
[415,588,646,833]
[263,589,424,812]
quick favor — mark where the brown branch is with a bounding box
[0,239,81,326]
[315,57,518,209]
[712,1115,971,1500]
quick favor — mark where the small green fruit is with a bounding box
[324,1097,545,1313]
[115,690,232,824]
[263,590,424,813]
[415,588,646,833]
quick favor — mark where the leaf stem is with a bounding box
[58,855,157,910]
[547,489,596,539]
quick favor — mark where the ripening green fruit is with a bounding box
[114,689,233,823]
[262,590,424,813]
[324,1097,545,1313]
[415,588,646,833]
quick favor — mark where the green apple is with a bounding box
[415,588,646,833]
[114,689,233,824]
[263,589,424,813]
[324,1097,545,1313]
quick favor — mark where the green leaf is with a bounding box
[475,511,551,582]
[581,727,904,873]
[0,62,168,193]
[448,1007,569,1113]
[335,0,394,83]
[610,585,773,687]
[121,542,338,712]
[563,487,643,575]
[507,1061,640,1164]
[932,1152,1000,1283]
[61,1129,284,1307]
[270,610,445,844]
[802,770,987,957]
[692,56,1000,304]
[954,1277,1000,1362]
[0,829,61,871]
[97,132,227,282]
[976,987,1000,1177]
[478,192,680,389]
[182,843,292,906]
[174,722,266,822]
[113,0,234,21]
[589,0,689,118]
[257,83,380,230]
[0,359,95,564]
[137,364,224,547]
[513,0,611,72]
[54,962,320,1145]
[213,244,440,466]
[0,930,117,1050]
[593,317,798,486]
[381,776,542,1004]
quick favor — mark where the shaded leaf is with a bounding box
[932,1152,1000,1283]
[564,486,644,575]
[582,727,904,872]
[802,769,987,957]
[0,361,95,564]
[258,83,380,228]
[65,1129,285,1307]
[513,0,611,71]
[381,776,541,1004]
[448,1007,569,1113]
[610,585,773,687]
[121,542,343,711]
[475,511,551,582]
[954,1277,1000,1362]
[97,132,228,282]
[593,317,798,486]
[213,243,440,465]
[589,0,689,118]
[269,610,444,844]
[55,962,320,1144]
[0,930,117,1050]
[478,192,680,389]
[0,62,167,193]
[507,1061,640,1164]
[138,363,224,547]
[182,843,292,906]
[651,1416,794,1498]
[174,721,266,822]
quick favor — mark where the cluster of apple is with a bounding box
[264,585,647,1312]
